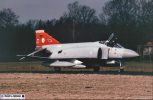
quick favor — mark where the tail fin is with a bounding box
[35,30,60,47]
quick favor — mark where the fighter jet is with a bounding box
[18,30,139,72]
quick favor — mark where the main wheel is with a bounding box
[54,67,61,72]
[93,67,100,72]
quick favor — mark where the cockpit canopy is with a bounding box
[99,41,124,48]
[114,43,124,48]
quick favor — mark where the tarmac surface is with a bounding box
[0,73,153,99]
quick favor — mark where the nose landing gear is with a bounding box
[118,60,125,73]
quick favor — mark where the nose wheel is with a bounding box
[118,60,125,72]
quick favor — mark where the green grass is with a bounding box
[125,61,153,72]
[0,61,152,72]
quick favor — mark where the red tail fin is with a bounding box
[35,30,60,47]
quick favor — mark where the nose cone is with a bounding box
[122,49,139,58]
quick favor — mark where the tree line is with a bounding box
[0,0,153,61]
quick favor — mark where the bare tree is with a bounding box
[100,0,144,49]
[66,1,98,24]
[138,0,153,35]
[102,0,139,27]
[0,8,19,28]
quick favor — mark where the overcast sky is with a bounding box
[0,0,108,23]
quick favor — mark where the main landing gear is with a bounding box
[93,64,101,72]
[93,67,100,72]
[54,67,61,72]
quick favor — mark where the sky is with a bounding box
[0,0,108,23]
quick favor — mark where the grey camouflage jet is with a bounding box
[18,30,139,72]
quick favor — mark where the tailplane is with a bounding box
[35,30,60,47]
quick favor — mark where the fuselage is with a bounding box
[40,41,138,60]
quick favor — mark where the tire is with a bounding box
[118,60,125,73]
[93,67,100,72]
[119,67,125,73]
